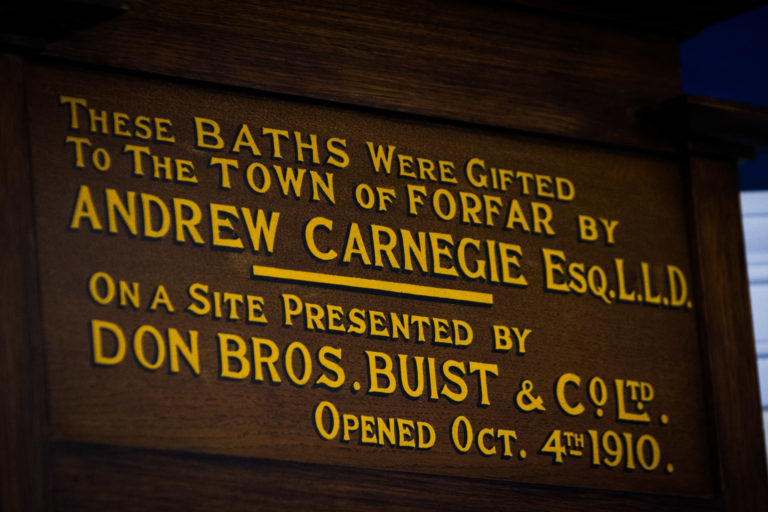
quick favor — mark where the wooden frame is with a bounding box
[2,2,767,509]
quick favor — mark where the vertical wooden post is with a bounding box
[686,154,768,510]
[0,54,50,510]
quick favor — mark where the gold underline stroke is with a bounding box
[251,265,494,306]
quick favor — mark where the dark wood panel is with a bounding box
[686,155,768,511]
[1,1,765,508]
[39,0,681,152]
[53,442,715,512]
[26,62,712,497]
[0,53,50,511]
[639,95,768,159]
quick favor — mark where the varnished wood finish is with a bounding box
[0,54,50,512]
[686,155,768,511]
[52,442,715,512]
[2,1,768,509]
[640,95,768,159]
[25,62,712,497]
[40,0,682,152]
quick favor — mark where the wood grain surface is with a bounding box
[40,0,681,152]
[52,442,715,512]
[2,1,767,509]
[686,155,768,510]
[0,53,50,512]
[26,62,711,498]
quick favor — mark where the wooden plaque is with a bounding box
[25,62,713,497]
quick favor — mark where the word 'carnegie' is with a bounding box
[304,217,528,286]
